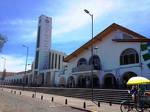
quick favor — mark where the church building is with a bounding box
[57,23,150,89]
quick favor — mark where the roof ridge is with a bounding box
[64,23,149,62]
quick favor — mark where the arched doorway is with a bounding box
[40,73,44,85]
[103,73,117,89]
[122,72,137,88]
[59,77,66,87]
[17,79,19,85]
[45,72,51,86]
[67,76,75,88]
[14,79,16,85]
[25,77,28,85]
[93,75,100,88]
[77,75,99,88]
[78,75,87,88]
[20,79,22,84]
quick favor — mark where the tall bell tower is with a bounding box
[34,15,52,71]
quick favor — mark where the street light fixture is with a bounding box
[22,44,29,89]
[84,9,94,102]
[94,46,98,55]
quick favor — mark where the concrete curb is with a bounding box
[70,106,97,112]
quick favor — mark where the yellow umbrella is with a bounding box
[127,76,150,85]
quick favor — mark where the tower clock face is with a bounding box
[45,19,49,23]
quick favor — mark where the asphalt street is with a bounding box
[0,90,85,112]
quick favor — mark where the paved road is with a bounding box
[0,90,85,112]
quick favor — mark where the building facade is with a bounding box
[32,15,66,86]
[32,49,66,86]
[56,23,150,89]
[2,19,150,89]
[4,71,26,85]
[2,15,66,87]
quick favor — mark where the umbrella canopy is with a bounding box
[127,76,150,85]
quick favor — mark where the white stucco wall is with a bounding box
[66,30,150,82]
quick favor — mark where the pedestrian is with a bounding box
[129,85,138,103]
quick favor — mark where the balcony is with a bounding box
[72,65,100,73]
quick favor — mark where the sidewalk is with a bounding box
[1,88,121,112]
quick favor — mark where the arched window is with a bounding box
[89,55,101,70]
[120,48,139,65]
[77,58,87,67]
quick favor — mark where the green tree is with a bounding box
[0,33,7,52]
[0,34,7,81]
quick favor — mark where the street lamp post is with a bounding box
[22,45,29,90]
[34,74,37,98]
[1,57,6,70]
[84,9,94,102]
[27,64,31,86]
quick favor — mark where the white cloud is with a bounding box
[0,54,33,72]
[0,0,120,43]
[0,19,37,43]
[0,19,36,26]
[52,0,120,37]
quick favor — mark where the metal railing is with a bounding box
[72,65,93,73]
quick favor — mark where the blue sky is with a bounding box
[0,0,150,72]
